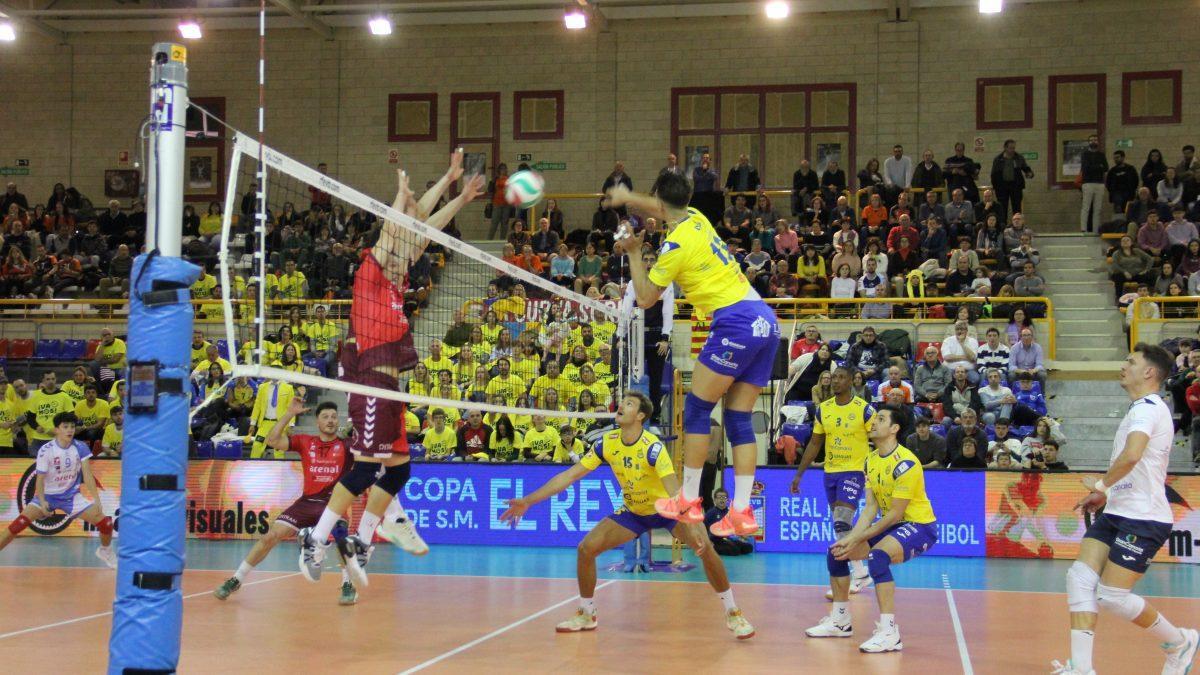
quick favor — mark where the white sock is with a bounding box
[682,466,702,502]
[234,561,254,582]
[341,567,350,583]
[717,589,736,612]
[1148,615,1185,649]
[310,508,342,545]
[880,613,896,629]
[385,497,405,522]
[732,475,754,511]
[357,511,382,542]
[851,559,868,578]
[580,597,596,615]
[1070,629,1094,672]
[832,601,849,624]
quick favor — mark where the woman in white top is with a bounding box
[1157,166,1184,207]
[861,238,888,278]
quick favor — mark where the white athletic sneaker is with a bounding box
[95,545,117,570]
[859,621,902,653]
[337,535,370,588]
[298,527,327,583]
[726,609,756,640]
[825,574,873,600]
[805,614,853,638]
[1162,628,1199,675]
[555,609,598,633]
[1050,659,1095,674]
[378,516,429,556]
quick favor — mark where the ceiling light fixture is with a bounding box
[979,0,1002,14]
[0,22,15,41]
[765,1,790,20]
[564,8,587,30]
[368,15,393,35]
[177,20,202,40]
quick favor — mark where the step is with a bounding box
[1054,349,1127,363]
[1049,293,1119,309]
[1045,279,1114,293]
[1056,308,1122,321]
[1057,335,1127,351]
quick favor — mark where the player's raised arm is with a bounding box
[618,231,667,309]
[265,398,308,455]
[604,185,668,222]
[415,148,465,221]
[500,463,592,524]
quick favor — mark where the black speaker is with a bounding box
[771,337,790,380]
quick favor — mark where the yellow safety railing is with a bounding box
[0,298,351,321]
[1128,296,1200,350]
[676,295,1056,359]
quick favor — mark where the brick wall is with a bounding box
[0,0,1196,236]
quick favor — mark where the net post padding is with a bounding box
[227,132,618,320]
[239,365,615,420]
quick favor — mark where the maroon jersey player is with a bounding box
[213,398,362,603]
[299,151,486,587]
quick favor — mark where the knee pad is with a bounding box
[1066,561,1099,613]
[339,461,378,496]
[7,515,30,536]
[95,516,114,536]
[1097,584,1145,621]
[683,393,717,435]
[826,550,850,578]
[374,461,412,496]
[832,505,856,537]
[724,409,755,447]
[867,548,894,585]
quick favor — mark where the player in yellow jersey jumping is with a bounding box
[605,173,780,537]
[501,392,755,640]
[805,406,938,653]
[791,367,877,595]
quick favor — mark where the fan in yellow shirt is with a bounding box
[248,380,298,459]
[553,425,585,463]
[433,382,462,425]
[422,340,455,378]
[576,365,611,409]
[95,328,128,372]
[530,361,574,407]
[60,366,91,403]
[99,406,124,457]
[523,415,561,462]
[454,349,479,389]
[74,384,112,443]
[490,416,525,462]
[420,409,459,460]
[192,345,233,381]
[276,261,308,300]
[480,314,505,344]
[0,380,22,451]
[191,269,218,300]
[190,330,213,369]
[511,349,542,386]
[484,358,526,407]
[25,373,74,444]
[568,325,603,361]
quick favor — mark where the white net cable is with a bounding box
[214,129,626,423]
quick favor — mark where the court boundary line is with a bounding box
[942,574,974,675]
[1,564,1196,600]
[0,572,301,640]
[396,579,617,674]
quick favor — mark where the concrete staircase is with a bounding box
[1039,234,1126,363]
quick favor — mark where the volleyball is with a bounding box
[505,170,545,209]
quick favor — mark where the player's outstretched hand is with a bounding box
[448,147,465,182]
[613,225,644,257]
[603,184,631,209]
[460,174,486,203]
[500,498,530,526]
[286,397,311,418]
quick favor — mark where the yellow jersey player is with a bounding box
[805,406,937,654]
[607,172,780,538]
[791,367,876,595]
[501,392,754,640]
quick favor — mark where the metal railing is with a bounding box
[1128,296,1200,350]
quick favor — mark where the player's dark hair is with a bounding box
[315,401,338,416]
[650,171,693,209]
[53,411,79,427]
[875,406,902,434]
[624,391,653,422]
[110,405,123,414]
[1133,342,1174,382]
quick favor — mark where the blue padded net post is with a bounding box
[108,42,198,675]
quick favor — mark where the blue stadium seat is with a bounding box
[780,422,812,447]
[216,339,230,359]
[931,424,947,438]
[303,354,327,377]
[215,440,244,459]
[409,443,427,460]
[60,339,87,360]
[194,441,215,458]
[33,339,62,360]
[1011,425,1034,440]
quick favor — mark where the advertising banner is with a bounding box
[723,467,987,557]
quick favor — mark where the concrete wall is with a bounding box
[0,0,1195,235]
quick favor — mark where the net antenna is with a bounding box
[216,129,627,420]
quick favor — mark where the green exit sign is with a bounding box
[1115,138,1133,149]
[532,161,566,171]
[1020,152,1038,161]
[0,167,30,176]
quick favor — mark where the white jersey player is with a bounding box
[1054,344,1197,675]
[0,412,117,568]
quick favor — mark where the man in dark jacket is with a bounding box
[725,154,761,209]
[945,408,989,466]
[944,143,980,203]
[1079,134,1108,234]
[989,140,1035,220]
[911,149,943,199]
[1105,150,1140,219]
[846,326,889,382]
[792,160,820,215]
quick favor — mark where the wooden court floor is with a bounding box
[1,540,1197,673]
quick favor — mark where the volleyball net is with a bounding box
[211,128,637,456]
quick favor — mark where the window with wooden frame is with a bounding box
[1048,74,1106,188]
[1122,71,1182,125]
[513,90,564,140]
[976,77,1033,129]
[388,93,438,142]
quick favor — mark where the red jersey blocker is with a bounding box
[340,251,417,458]
[275,433,354,530]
